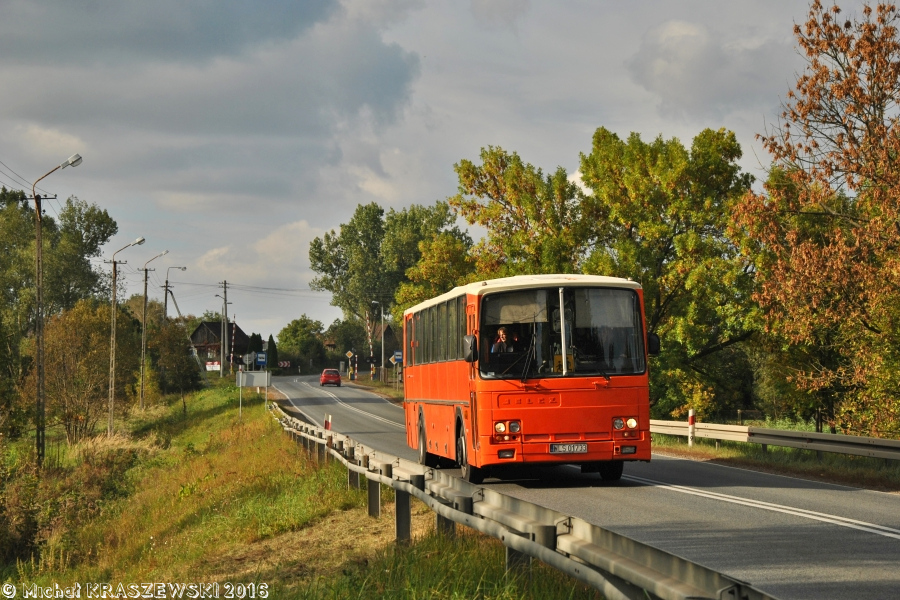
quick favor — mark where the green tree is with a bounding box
[579,127,756,419]
[449,146,586,276]
[324,319,367,362]
[266,334,278,369]
[0,190,117,440]
[44,197,117,313]
[277,316,326,372]
[394,233,475,321]
[309,201,466,322]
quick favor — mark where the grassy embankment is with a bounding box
[3,380,603,599]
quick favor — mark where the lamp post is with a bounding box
[373,301,384,382]
[31,153,82,466]
[108,236,145,436]
[163,266,186,319]
[139,250,168,410]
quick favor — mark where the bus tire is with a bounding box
[456,420,485,484]
[418,413,439,468]
[598,460,624,481]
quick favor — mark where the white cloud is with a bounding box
[626,19,796,120]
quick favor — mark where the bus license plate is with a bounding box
[550,443,587,454]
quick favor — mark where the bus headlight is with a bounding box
[495,422,506,433]
[626,418,638,429]
[613,418,625,430]
[509,421,521,433]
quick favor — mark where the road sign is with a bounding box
[393,350,403,364]
[256,351,267,366]
[345,350,354,358]
[243,352,256,366]
[278,361,290,368]
[389,355,397,365]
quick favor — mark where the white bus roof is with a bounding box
[403,274,641,316]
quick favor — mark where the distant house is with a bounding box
[373,322,400,366]
[190,321,250,371]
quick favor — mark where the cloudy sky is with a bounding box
[0,0,862,342]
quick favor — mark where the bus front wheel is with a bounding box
[456,423,485,484]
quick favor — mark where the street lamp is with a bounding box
[164,266,186,318]
[31,153,82,466]
[139,250,168,410]
[373,301,384,382]
[108,236,145,436]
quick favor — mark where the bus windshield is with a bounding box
[480,287,646,379]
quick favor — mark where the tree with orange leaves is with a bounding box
[735,1,900,436]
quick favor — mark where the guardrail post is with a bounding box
[395,484,411,545]
[326,435,333,464]
[761,444,768,454]
[367,471,381,518]
[436,511,455,538]
[410,474,425,490]
[506,534,530,573]
[347,446,359,489]
[317,433,326,463]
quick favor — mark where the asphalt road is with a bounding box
[273,375,900,600]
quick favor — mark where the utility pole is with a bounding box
[140,266,152,409]
[217,281,230,377]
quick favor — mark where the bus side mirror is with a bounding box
[463,335,478,363]
[648,333,660,357]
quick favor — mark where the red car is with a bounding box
[320,369,341,387]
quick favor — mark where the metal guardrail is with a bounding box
[650,420,900,460]
[270,404,776,600]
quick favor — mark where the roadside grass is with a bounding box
[652,433,900,492]
[5,380,602,599]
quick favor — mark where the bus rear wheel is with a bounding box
[456,423,485,484]
[418,414,439,468]
[598,460,624,481]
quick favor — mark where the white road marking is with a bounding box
[279,381,405,430]
[624,474,900,540]
[311,384,405,429]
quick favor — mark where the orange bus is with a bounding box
[403,274,659,483]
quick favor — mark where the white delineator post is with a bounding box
[325,414,332,431]
[688,408,695,448]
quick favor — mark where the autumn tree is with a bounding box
[580,127,756,418]
[735,1,900,436]
[22,300,140,444]
[151,317,201,414]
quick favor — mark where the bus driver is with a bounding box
[491,327,514,353]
